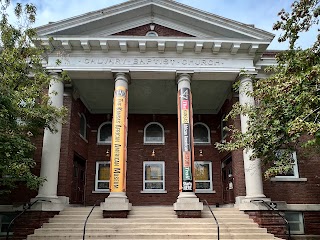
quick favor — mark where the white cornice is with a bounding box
[37,36,270,56]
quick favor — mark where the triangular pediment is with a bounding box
[36,0,274,41]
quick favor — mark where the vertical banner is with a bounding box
[110,86,127,192]
[178,88,193,192]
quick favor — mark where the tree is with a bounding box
[0,0,65,194]
[216,0,320,178]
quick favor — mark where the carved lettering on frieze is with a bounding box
[73,57,225,67]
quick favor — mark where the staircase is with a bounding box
[27,206,282,240]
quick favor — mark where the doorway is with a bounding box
[70,155,86,204]
[222,156,235,204]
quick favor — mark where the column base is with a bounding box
[173,192,203,218]
[235,195,272,210]
[101,192,132,218]
[30,196,69,211]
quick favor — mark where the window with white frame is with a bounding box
[275,151,299,178]
[144,122,165,144]
[80,113,87,139]
[143,161,165,191]
[95,161,110,191]
[194,123,211,144]
[0,213,16,236]
[195,161,213,192]
[97,122,112,144]
[284,212,304,234]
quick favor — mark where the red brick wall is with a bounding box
[113,23,194,37]
[84,113,223,205]
[304,212,320,235]
[218,97,246,199]
[263,143,320,204]
[246,211,287,239]
[0,211,58,240]
[57,94,90,199]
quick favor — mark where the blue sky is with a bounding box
[10,0,318,50]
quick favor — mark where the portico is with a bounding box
[33,0,274,214]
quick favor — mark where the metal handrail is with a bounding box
[250,199,291,240]
[202,200,220,240]
[82,200,100,240]
[6,199,51,240]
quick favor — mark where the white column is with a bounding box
[239,76,266,199]
[174,73,203,212]
[101,72,132,213]
[37,72,63,199]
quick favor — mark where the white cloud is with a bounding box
[7,0,318,50]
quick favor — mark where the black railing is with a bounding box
[82,200,100,240]
[250,199,291,240]
[6,199,51,240]
[202,200,220,240]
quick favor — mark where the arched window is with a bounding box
[144,122,165,144]
[80,113,87,139]
[146,31,158,37]
[97,122,112,144]
[194,122,211,144]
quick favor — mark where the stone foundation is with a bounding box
[0,211,59,240]
[245,211,287,239]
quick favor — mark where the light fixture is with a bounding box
[199,149,203,157]
[151,149,156,157]
[106,149,110,157]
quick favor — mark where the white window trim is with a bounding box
[195,161,213,193]
[95,161,110,192]
[194,122,211,145]
[142,161,165,193]
[79,113,87,139]
[97,122,112,145]
[285,212,304,234]
[143,122,165,144]
[275,151,299,179]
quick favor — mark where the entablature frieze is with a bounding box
[46,56,256,75]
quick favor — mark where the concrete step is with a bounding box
[43,222,259,229]
[35,227,267,234]
[27,232,276,239]
[28,206,278,240]
[48,217,254,224]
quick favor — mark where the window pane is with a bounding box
[285,212,301,221]
[145,182,163,190]
[100,124,112,142]
[97,182,109,190]
[195,163,210,180]
[289,222,302,232]
[145,164,163,180]
[194,124,209,143]
[145,124,163,142]
[80,115,86,137]
[98,163,110,180]
[196,182,211,189]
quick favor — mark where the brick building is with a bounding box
[1,0,320,239]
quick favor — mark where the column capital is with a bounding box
[176,73,192,85]
[114,72,131,84]
[48,70,62,76]
[237,73,255,84]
